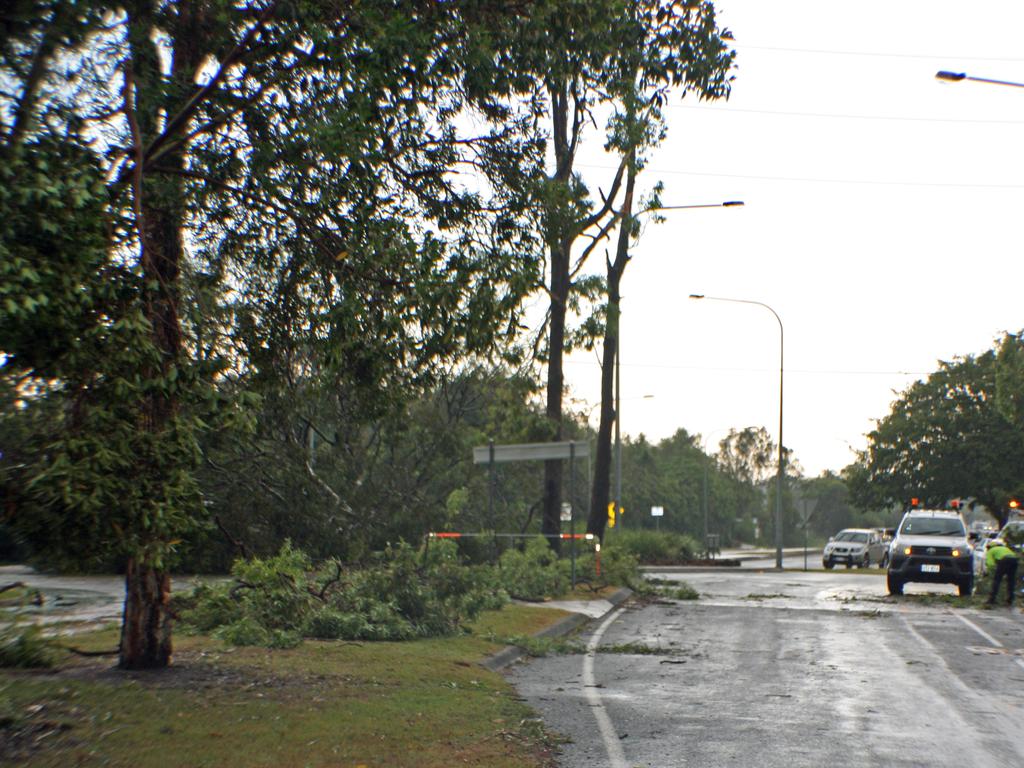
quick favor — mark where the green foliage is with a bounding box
[605,530,699,565]
[668,583,700,601]
[178,541,509,647]
[0,138,110,377]
[172,581,242,633]
[996,331,1024,429]
[570,546,643,592]
[0,138,215,572]
[851,346,1024,527]
[610,428,767,547]
[229,542,314,630]
[494,634,584,658]
[0,624,57,669]
[497,537,569,600]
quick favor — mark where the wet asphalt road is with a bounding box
[507,569,1024,768]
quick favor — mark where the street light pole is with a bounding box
[690,294,785,570]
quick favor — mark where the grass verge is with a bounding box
[0,604,575,768]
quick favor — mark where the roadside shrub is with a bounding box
[497,537,569,600]
[173,581,241,633]
[180,540,508,646]
[214,616,270,647]
[572,546,642,591]
[0,625,57,669]
[303,610,368,640]
[605,530,699,565]
[228,541,315,630]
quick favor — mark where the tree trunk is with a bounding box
[117,1,202,669]
[588,154,634,542]
[119,557,172,669]
[542,237,571,553]
[540,80,575,553]
[588,285,619,542]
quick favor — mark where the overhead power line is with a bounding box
[563,359,929,377]
[575,162,1024,190]
[736,43,1024,63]
[667,103,1024,126]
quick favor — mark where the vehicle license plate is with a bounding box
[921,564,940,573]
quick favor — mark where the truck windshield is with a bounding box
[900,517,965,537]
[835,531,869,542]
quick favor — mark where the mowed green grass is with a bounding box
[1,604,572,768]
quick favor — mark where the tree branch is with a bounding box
[141,1,279,170]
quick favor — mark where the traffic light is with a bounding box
[910,497,920,508]
[607,502,616,528]
[1010,499,1020,511]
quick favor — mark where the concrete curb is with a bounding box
[480,587,633,672]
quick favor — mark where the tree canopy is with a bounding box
[849,345,1024,528]
[1,0,551,668]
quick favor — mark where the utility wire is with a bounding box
[575,162,1024,190]
[563,359,929,377]
[736,43,1024,63]
[666,103,1024,126]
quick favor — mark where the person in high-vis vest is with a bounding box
[985,539,1019,606]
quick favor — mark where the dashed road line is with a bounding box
[953,612,1024,671]
[953,612,1003,647]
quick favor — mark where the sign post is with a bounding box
[472,441,591,587]
[651,505,664,532]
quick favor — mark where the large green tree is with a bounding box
[850,349,1024,528]
[1,0,546,668]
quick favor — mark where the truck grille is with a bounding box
[909,545,952,557]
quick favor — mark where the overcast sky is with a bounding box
[555,0,1024,477]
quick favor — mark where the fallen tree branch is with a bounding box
[214,515,252,560]
[308,561,343,601]
[57,645,119,657]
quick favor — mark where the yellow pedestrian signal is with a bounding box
[607,501,616,527]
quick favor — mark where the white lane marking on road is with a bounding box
[583,606,630,768]
[953,612,1024,671]
[953,612,1003,647]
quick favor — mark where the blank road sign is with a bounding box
[472,441,590,464]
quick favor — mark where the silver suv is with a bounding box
[822,528,887,569]
[886,509,974,596]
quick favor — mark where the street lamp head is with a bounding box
[689,294,705,300]
[656,200,745,211]
[934,70,1024,88]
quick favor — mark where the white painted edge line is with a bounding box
[583,605,630,768]
[953,612,1024,671]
